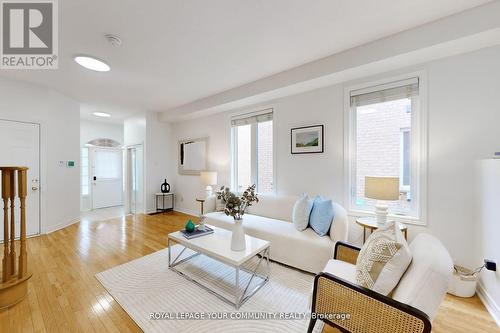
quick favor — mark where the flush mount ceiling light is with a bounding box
[93,112,111,118]
[74,56,110,72]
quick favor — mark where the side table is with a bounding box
[155,193,174,213]
[196,198,205,215]
[356,217,408,243]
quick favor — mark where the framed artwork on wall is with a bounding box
[291,125,324,154]
[178,137,208,175]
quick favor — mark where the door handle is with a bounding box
[32,186,39,191]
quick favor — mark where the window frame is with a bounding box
[230,106,277,194]
[344,72,428,225]
[400,128,411,193]
[81,147,90,196]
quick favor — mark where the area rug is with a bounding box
[96,245,323,333]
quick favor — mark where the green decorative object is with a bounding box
[185,219,195,233]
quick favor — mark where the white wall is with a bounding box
[124,113,146,147]
[124,113,147,213]
[170,87,345,216]
[145,112,174,213]
[170,112,231,215]
[80,119,124,146]
[477,159,500,325]
[0,77,80,233]
[123,112,173,214]
[170,45,500,271]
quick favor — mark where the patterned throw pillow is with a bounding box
[355,221,412,295]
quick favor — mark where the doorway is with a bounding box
[0,119,40,240]
[127,145,144,214]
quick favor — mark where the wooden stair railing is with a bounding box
[0,166,32,309]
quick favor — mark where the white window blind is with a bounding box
[94,150,121,179]
[231,108,273,127]
[350,78,419,107]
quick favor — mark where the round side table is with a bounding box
[356,217,408,244]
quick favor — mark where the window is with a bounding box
[348,77,424,219]
[81,147,89,196]
[232,109,274,193]
[93,149,122,179]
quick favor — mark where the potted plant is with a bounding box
[220,184,258,251]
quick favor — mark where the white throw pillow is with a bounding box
[292,194,313,231]
[355,221,412,295]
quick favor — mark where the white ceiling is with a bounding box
[0,0,492,122]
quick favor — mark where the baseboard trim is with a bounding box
[44,217,80,234]
[477,282,500,327]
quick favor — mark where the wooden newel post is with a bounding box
[18,169,28,278]
[0,166,32,309]
[9,171,16,277]
[2,169,12,282]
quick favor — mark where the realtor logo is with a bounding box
[1,0,58,69]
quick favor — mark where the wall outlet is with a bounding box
[484,259,497,272]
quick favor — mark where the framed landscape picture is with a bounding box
[291,125,324,154]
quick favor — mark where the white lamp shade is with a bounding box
[200,171,217,186]
[365,176,400,200]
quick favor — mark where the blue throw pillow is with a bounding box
[309,197,335,236]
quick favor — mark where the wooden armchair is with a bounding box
[308,241,432,333]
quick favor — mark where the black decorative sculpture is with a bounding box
[161,179,170,193]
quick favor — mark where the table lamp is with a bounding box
[365,176,400,226]
[200,171,217,197]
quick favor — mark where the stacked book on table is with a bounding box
[180,225,214,239]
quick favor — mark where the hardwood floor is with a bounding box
[0,211,498,333]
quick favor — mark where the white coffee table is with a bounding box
[167,225,270,309]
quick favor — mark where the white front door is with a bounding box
[91,148,123,209]
[0,120,40,240]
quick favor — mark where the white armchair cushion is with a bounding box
[355,222,412,296]
[324,259,357,283]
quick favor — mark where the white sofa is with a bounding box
[204,194,348,273]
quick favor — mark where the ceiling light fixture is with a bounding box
[93,112,111,118]
[74,56,110,72]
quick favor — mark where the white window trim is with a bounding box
[230,105,277,194]
[400,128,411,193]
[343,71,428,226]
[81,147,90,196]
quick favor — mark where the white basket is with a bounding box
[448,265,478,298]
